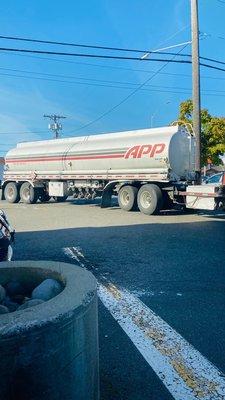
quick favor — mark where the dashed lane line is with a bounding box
[63,246,225,400]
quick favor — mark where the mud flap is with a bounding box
[101,188,113,208]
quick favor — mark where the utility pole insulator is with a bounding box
[44,114,66,139]
[191,0,201,184]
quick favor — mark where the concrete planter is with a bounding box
[0,261,99,400]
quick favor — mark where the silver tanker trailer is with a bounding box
[2,125,225,215]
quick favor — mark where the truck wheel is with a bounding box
[4,182,20,203]
[20,182,38,204]
[53,196,68,203]
[137,184,163,215]
[118,185,138,211]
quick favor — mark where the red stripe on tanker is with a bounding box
[6,144,165,163]
[6,152,125,163]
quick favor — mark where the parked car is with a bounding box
[0,209,15,261]
[203,172,224,185]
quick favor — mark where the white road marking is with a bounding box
[63,247,84,266]
[63,246,225,400]
[131,289,155,297]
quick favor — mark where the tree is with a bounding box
[177,99,225,165]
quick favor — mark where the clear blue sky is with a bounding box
[0,0,224,155]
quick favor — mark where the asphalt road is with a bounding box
[1,198,225,400]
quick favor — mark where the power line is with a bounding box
[67,45,189,135]
[0,46,193,64]
[1,67,225,96]
[0,66,180,86]
[0,72,195,98]
[0,44,225,137]
[0,24,190,57]
[0,71,192,91]
[2,50,225,82]
[0,65,193,88]
[0,26,191,72]
[65,46,225,134]
[2,34,225,66]
[200,62,225,73]
[1,62,224,136]
[200,55,225,66]
[0,130,48,135]
[1,70,225,98]
[3,50,191,77]
[0,134,47,137]
[1,46,225,73]
[0,34,192,57]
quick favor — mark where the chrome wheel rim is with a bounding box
[141,191,152,208]
[8,187,15,199]
[121,190,130,206]
[23,187,30,201]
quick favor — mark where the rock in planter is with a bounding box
[2,297,19,312]
[18,299,44,311]
[0,285,6,303]
[32,278,62,301]
[5,280,26,297]
[0,305,9,314]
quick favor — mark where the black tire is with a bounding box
[20,182,39,204]
[137,184,163,215]
[4,182,20,203]
[118,185,138,211]
[53,196,68,203]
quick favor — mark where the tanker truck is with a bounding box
[2,125,225,215]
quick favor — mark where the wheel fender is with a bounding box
[101,181,119,208]
[20,180,44,189]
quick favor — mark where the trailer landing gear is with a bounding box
[53,196,68,203]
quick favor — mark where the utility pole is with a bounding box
[191,0,201,184]
[43,114,66,139]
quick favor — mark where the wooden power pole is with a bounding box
[191,0,201,183]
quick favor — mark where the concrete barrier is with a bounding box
[0,260,99,400]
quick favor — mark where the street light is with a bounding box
[150,101,170,128]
